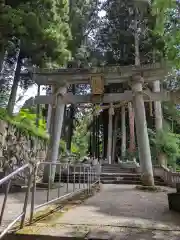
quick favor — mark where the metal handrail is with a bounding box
[0,164,29,186]
[0,163,32,239]
[0,161,100,239]
[29,162,100,223]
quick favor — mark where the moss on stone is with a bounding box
[16,183,101,235]
[135,185,167,192]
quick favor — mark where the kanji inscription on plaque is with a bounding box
[90,74,104,95]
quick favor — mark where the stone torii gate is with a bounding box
[24,62,180,186]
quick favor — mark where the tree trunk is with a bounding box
[0,50,8,90]
[102,109,108,160]
[95,115,98,158]
[107,104,114,164]
[153,80,166,166]
[36,85,41,127]
[112,112,118,163]
[128,102,135,155]
[66,85,76,151]
[0,49,5,73]
[47,105,52,132]
[88,128,92,156]
[7,58,21,115]
[66,104,75,151]
[121,105,126,160]
[46,86,52,132]
[92,115,96,158]
[97,115,100,159]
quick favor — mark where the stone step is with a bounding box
[101,180,141,184]
[101,168,135,174]
[100,173,166,186]
[101,172,140,176]
[101,180,167,186]
[100,176,140,181]
[100,176,164,182]
[101,168,132,173]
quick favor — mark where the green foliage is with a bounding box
[0,108,49,140]
[152,0,176,34]
[59,139,67,156]
[0,108,67,156]
[152,0,180,67]
[0,0,71,66]
[69,0,99,61]
[149,129,180,165]
[94,0,163,65]
[156,131,179,158]
[71,111,91,158]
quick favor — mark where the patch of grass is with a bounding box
[135,185,167,192]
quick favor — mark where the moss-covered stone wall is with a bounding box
[0,120,47,176]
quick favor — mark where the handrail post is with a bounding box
[20,164,33,229]
[73,165,76,192]
[47,164,52,202]
[66,164,69,193]
[0,179,11,225]
[58,164,61,198]
[30,164,38,224]
[79,165,81,189]
[83,166,85,188]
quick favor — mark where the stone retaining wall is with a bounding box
[0,120,47,178]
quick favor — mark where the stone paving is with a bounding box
[17,184,180,239]
[0,183,83,231]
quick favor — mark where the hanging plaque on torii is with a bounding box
[90,74,104,95]
[90,74,105,103]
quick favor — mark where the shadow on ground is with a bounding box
[3,184,180,239]
[80,185,180,227]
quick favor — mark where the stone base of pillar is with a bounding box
[141,173,154,186]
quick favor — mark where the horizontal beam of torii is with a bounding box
[22,89,180,108]
[33,62,169,85]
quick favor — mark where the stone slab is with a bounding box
[15,184,180,240]
[14,224,180,240]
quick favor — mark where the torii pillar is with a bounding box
[128,102,135,156]
[107,104,114,164]
[131,74,154,186]
[43,85,67,183]
[121,105,126,160]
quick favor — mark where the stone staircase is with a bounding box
[101,164,135,173]
[101,164,166,186]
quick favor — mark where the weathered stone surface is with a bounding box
[42,185,179,230]
[141,173,155,186]
[6,185,180,240]
[0,120,47,184]
[86,229,114,239]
